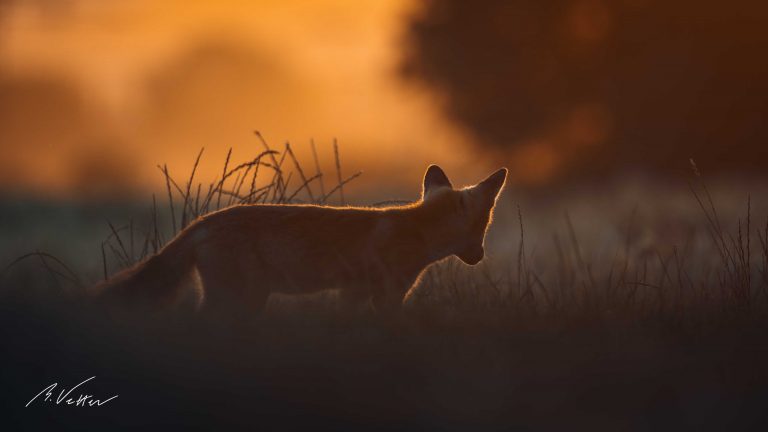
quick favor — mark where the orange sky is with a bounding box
[0,0,500,200]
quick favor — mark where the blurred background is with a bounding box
[2,0,767,200]
[2,0,768,277]
[0,0,472,200]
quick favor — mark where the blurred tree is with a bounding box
[402,0,768,182]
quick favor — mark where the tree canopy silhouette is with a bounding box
[402,0,768,181]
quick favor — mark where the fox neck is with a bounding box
[387,203,460,266]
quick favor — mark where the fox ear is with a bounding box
[478,168,508,200]
[422,165,453,197]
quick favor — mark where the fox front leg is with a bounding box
[371,294,401,314]
[371,283,410,315]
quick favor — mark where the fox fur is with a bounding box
[97,165,507,312]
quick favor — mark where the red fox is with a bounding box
[98,165,507,312]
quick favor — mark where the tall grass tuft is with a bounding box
[98,133,361,279]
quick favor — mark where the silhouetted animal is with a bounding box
[97,165,507,313]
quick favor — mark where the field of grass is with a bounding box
[2,139,768,430]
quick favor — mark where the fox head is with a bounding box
[421,165,508,265]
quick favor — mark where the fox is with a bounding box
[97,165,507,313]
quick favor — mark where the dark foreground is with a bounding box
[1,288,768,432]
